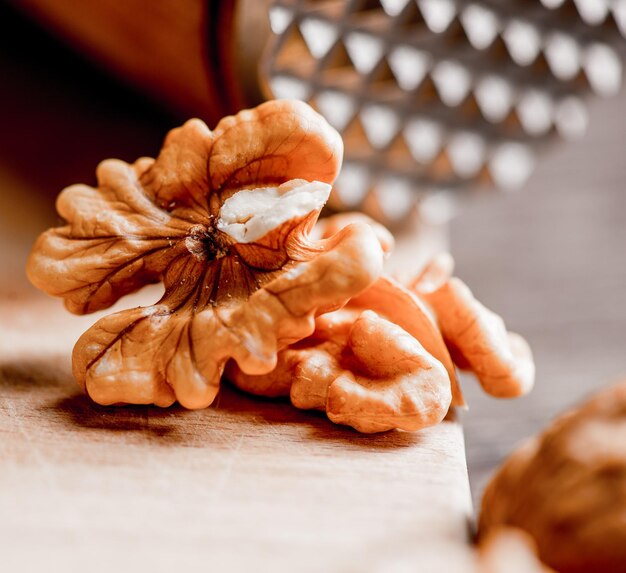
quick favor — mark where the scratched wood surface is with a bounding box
[0,6,474,572]
[0,291,474,573]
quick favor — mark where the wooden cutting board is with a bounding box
[0,292,474,572]
[0,189,474,572]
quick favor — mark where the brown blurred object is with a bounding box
[479,379,626,573]
[8,0,244,122]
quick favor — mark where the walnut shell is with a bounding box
[479,380,626,573]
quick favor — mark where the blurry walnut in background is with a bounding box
[27,100,385,409]
[480,380,626,573]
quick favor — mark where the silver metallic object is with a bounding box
[249,0,625,224]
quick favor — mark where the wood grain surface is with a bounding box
[0,7,474,572]
[0,292,473,572]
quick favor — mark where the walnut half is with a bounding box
[228,273,458,433]
[27,100,385,409]
[411,254,535,399]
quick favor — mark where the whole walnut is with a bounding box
[479,380,626,573]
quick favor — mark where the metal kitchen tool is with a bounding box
[253,0,626,224]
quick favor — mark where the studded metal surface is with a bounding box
[259,0,625,224]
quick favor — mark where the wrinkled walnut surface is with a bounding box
[412,254,535,399]
[479,380,626,573]
[312,211,395,255]
[351,275,463,407]
[293,309,451,433]
[228,243,537,432]
[27,100,384,409]
[229,274,456,433]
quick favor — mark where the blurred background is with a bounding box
[1,0,625,507]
